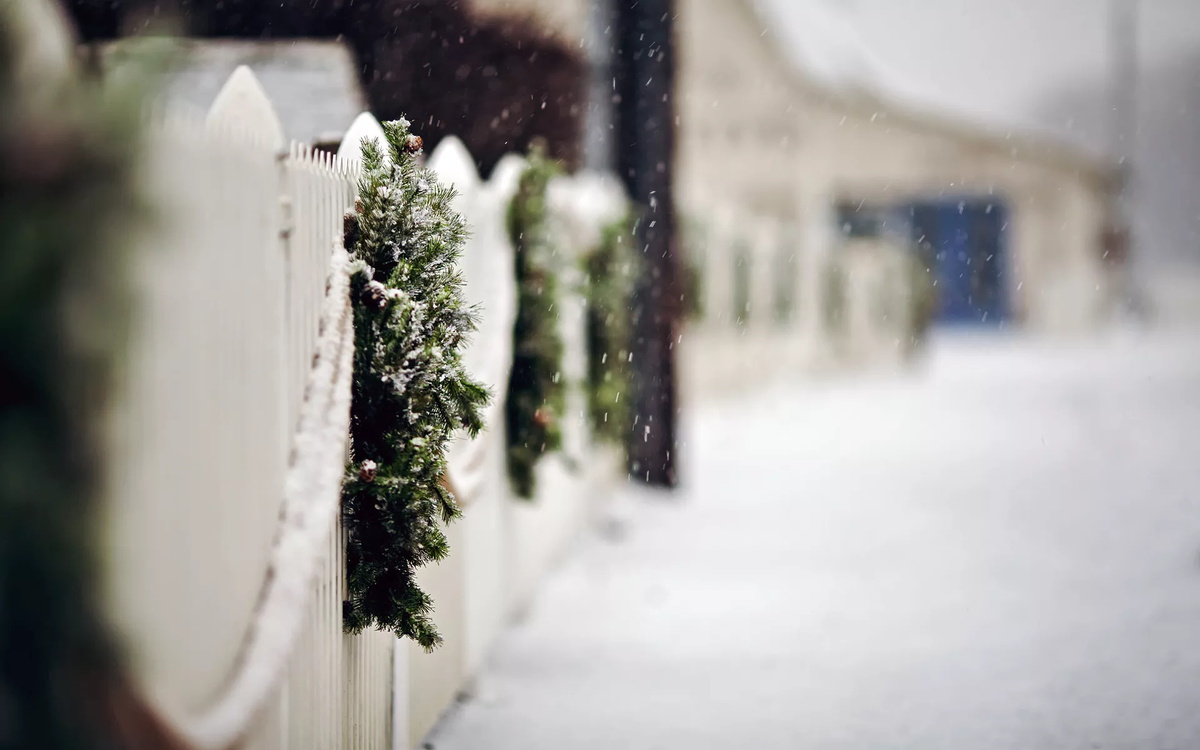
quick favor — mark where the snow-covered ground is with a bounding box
[427,329,1200,750]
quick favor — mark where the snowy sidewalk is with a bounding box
[428,331,1200,750]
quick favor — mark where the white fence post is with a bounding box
[106,66,289,744]
[106,70,410,750]
[401,136,484,748]
[429,136,514,689]
[338,111,390,165]
[206,65,286,150]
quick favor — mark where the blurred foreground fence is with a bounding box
[100,62,914,749]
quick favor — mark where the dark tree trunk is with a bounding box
[615,0,679,488]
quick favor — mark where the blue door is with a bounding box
[909,200,1008,324]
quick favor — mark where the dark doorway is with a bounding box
[909,200,1009,324]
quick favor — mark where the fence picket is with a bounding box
[338,111,389,165]
[206,65,286,150]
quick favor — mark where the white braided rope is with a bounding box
[175,243,355,750]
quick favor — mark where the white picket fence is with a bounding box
[103,64,632,750]
[101,49,917,748]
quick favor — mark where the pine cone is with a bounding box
[404,134,423,155]
[358,459,378,482]
[362,280,388,310]
[533,407,553,429]
[343,210,360,252]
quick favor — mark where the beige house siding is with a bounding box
[677,0,804,216]
[467,0,1116,332]
[683,0,1115,332]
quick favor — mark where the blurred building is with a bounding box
[468,0,1119,333]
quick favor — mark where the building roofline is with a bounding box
[740,0,1118,189]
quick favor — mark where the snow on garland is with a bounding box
[581,214,641,450]
[504,139,566,499]
[341,119,489,650]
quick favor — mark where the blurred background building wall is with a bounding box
[469,0,1118,333]
[677,0,1116,334]
[766,0,1200,323]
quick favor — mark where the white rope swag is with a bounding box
[178,243,355,750]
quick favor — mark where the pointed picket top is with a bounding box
[427,136,480,193]
[206,66,284,150]
[548,171,627,232]
[337,111,388,165]
[544,172,625,257]
[489,153,528,201]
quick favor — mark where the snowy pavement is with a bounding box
[427,330,1200,750]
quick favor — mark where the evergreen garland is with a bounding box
[504,140,565,499]
[341,119,489,650]
[582,215,640,448]
[0,18,161,749]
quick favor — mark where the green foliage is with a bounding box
[0,21,157,750]
[504,140,565,499]
[582,215,640,448]
[341,119,489,650]
[678,216,707,321]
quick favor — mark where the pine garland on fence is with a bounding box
[341,119,489,650]
[504,140,565,499]
[0,18,165,749]
[582,215,640,448]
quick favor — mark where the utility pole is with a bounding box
[1108,0,1139,313]
[615,0,679,488]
